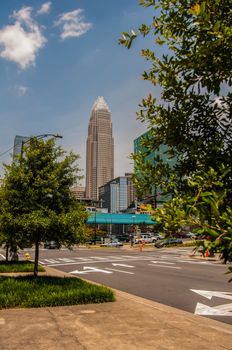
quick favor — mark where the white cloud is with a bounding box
[54,9,92,40]
[37,2,52,16]
[15,84,29,96]
[0,6,46,69]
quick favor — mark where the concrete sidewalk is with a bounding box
[0,267,231,350]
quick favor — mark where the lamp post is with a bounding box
[131,215,136,247]
[21,133,63,157]
[94,207,97,245]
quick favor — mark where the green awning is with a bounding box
[87,213,156,225]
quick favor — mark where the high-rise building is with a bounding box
[134,131,177,206]
[99,174,136,213]
[13,135,29,160]
[86,96,114,200]
[70,186,86,200]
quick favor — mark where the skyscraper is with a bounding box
[86,96,114,200]
[13,135,29,160]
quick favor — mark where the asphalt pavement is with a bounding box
[0,265,231,350]
[30,245,232,325]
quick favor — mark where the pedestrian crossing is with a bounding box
[38,253,217,268]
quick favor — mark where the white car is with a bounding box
[100,240,123,247]
[134,234,158,244]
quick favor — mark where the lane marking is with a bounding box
[41,254,214,268]
[90,256,111,260]
[150,261,175,265]
[106,268,134,275]
[58,258,76,263]
[42,259,61,264]
[148,264,182,270]
[0,254,6,259]
[194,302,232,316]
[191,290,232,301]
[112,263,134,268]
[180,260,209,265]
[70,266,112,274]
[43,256,168,267]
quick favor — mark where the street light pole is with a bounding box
[94,208,97,245]
[21,133,63,157]
[131,215,136,247]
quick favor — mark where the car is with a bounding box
[154,238,183,248]
[116,235,130,243]
[100,240,123,247]
[44,241,61,249]
[134,234,158,244]
[88,236,104,245]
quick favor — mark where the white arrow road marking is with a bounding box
[195,302,232,316]
[148,264,182,270]
[191,289,232,300]
[106,268,134,275]
[70,266,112,275]
[112,263,134,268]
[151,261,175,265]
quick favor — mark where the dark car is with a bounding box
[116,235,130,243]
[88,236,104,245]
[154,238,183,248]
[44,241,61,249]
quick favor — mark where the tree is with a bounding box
[119,0,232,199]
[0,138,88,276]
[119,1,232,276]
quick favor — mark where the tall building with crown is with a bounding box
[86,96,114,200]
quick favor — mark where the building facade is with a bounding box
[134,131,177,207]
[86,96,114,200]
[13,135,29,160]
[70,186,86,199]
[99,174,136,213]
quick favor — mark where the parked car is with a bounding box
[154,238,183,248]
[116,235,130,243]
[88,236,105,245]
[134,233,158,244]
[44,241,61,249]
[100,240,123,247]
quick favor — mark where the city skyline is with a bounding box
[0,1,155,181]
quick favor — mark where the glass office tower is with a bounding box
[13,135,29,160]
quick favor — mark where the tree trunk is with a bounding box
[34,235,40,277]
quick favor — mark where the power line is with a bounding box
[0,145,14,158]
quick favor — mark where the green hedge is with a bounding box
[0,276,115,308]
[0,261,45,273]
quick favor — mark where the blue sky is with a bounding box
[0,0,155,184]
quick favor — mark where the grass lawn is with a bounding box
[0,275,115,309]
[0,261,45,273]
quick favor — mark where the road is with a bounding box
[1,245,232,324]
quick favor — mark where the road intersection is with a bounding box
[33,246,232,324]
[1,246,231,324]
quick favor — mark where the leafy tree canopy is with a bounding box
[119,1,232,277]
[0,138,88,275]
[119,0,232,199]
